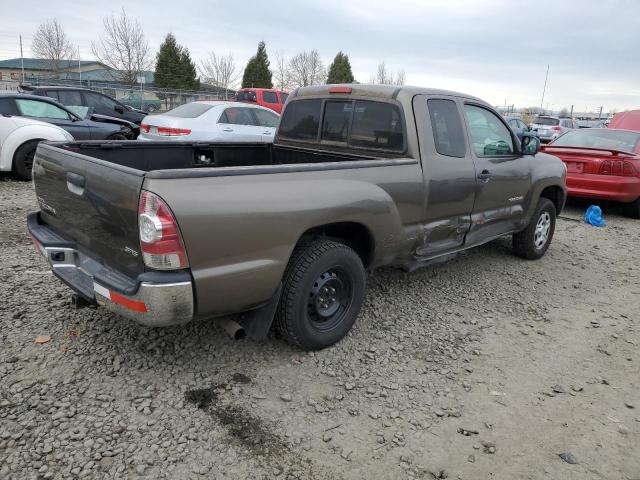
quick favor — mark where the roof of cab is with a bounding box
[291,84,486,104]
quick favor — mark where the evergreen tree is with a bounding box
[241,41,273,88]
[155,33,199,90]
[326,52,355,84]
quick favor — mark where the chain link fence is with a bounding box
[1,76,236,113]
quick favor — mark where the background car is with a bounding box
[505,116,537,140]
[235,88,289,113]
[22,85,146,124]
[543,128,640,218]
[608,109,640,131]
[119,93,162,113]
[138,101,280,142]
[0,115,73,180]
[530,115,576,143]
[0,92,136,140]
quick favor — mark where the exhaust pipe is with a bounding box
[218,318,246,340]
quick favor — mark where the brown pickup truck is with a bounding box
[28,85,566,350]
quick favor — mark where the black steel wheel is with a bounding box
[276,239,366,350]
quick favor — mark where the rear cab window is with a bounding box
[427,99,466,157]
[279,97,405,153]
[279,92,289,104]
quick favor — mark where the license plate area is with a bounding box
[565,162,584,173]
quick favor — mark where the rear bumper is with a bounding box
[566,174,640,203]
[27,212,194,327]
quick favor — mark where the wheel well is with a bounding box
[299,222,374,268]
[12,138,43,170]
[540,186,565,214]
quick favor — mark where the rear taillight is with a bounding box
[599,160,638,177]
[138,191,188,270]
[140,123,150,133]
[552,126,562,131]
[157,127,191,136]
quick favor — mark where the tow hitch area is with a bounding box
[71,293,95,310]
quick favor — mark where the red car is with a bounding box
[542,128,640,218]
[235,88,289,114]
[608,109,640,130]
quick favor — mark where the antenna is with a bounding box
[539,64,549,111]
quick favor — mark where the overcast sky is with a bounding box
[0,0,638,112]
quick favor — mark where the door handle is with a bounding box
[477,170,492,181]
[263,131,272,135]
[66,172,85,195]
[222,127,233,132]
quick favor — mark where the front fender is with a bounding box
[0,124,71,172]
[524,152,567,221]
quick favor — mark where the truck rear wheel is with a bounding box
[13,140,40,181]
[512,197,556,259]
[275,239,366,350]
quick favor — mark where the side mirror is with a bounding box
[521,134,540,155]
[115,105,125,114]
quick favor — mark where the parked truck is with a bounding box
[28,84,566,350]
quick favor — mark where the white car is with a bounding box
[138,101,280,142]
[0,115,73,180]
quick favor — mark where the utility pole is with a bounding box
[570,105,574,117]
[598,106,603,120]
[539,64,549,111]
[19,35,25,84]
[78,47,81,85]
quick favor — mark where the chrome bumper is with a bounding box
[29,215,194,327]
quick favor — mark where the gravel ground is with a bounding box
[1,176,638,480]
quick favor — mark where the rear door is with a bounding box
[461,103,531,243]
[216,106,263,142]
[32,144,145,278]
[413,95,477,256]
[252,108,280,142]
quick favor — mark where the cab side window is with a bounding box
[262,91,278,104]
[463,105,514,157]
[427,99,466,157]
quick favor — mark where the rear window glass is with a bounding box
[428,99,466,158]
[552,129,640,152]
[350,100,404,151]
[57,90,83,107]
[280,93,289,103]
[236,90,257,102]
[279,99,322,141]
[166,103,214,118]
[219,107,257,126]
[322,101,352,143]
[262,91,278,103]
[533,116,560,126]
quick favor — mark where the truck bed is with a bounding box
[58,141,386,172]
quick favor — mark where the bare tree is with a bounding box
[199,52,240,97]
[369,61,405,85]
[287,50,326,88]
[273,51,290,91]
[31,19,75,77]
[91,9,151,85]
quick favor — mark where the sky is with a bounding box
[0,0,638,113]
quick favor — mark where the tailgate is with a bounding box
[32,143,145,278]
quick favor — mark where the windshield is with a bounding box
[165,102,214,118]
[552,129,640,153]
[533,117,560,126]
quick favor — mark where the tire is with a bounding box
[13,140,40,181]
[106,133,128,141]
[275,239,366,350]
[622,198,640,219]
[513,198,556,260]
